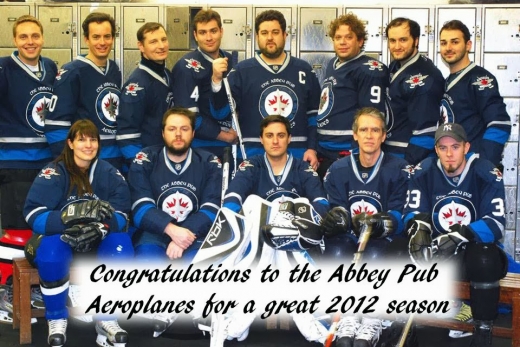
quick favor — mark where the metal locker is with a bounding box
[436,7,479,42]
[0,48,12,57]
[389,7,432,56]
[299,8,339,52]
[166,50,191,72]
[503,229,516,260]
[506,186,517,230]
[299,52,335,85]
[79,5,117,51]
[482,53,520,98]
[123,49,141,82]
[165,6,191,51]
[344,7,385,55]
[501,141,518,186]
[0,5,33,48]
[122,6,160,49]
[210,7,249,53]
[483,7,520,53]
[505,98,519,142]
[254,7,295,53]
[36,5,75,49]
[436,53,475,79]
[41,48,72,69]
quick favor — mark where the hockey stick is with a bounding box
[221,147,231,206]
[223,76,246,160]
[397,313,415,347]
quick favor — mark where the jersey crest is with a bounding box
[364,60,384,71]
[210,156,223,169]
[185,58,205,72]
[163,190,194,222]
[472,76,494,90]
[39,167,60,180]
[124,83,144,96]
[317,82,333,120]
[349,197,381,216]
[55,69,67,81]
[26,92,52,134]
[490,168,503,182]
[133,151,151,165]
[405,74,428,89]
[96,87,120,127]
[433,197,475,233]
[440,99,454,123]
[238,160,254,172]
[259,85,298,122]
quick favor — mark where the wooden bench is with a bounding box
[417,272,520,347]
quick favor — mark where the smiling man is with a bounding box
[316,13,389,178]
[44,12,124,171]
[439,20,510,167]
[117,22,174,168]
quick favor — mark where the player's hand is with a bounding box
[407,217,433,267]
[322,206,350,238]
[217,129,238,144]
[212,57,228,84]
[303,149,318,171]
[370,212,395,238]
[165,224,196,249]
[61,200,114,226]
[432,224,474,259]
[61,222,109,252]
[166,241,185,260]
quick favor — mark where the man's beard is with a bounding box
[166,140,191,156]
[260,45,284,60]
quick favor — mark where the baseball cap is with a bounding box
[435,123,467,144]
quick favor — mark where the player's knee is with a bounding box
[464,242,508,283]
[97,232,134,260]
[27,234,73,268]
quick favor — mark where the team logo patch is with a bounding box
[364,60,384,71]
[133,151,151,165]
[490,168,503,182]
[472,76,494,90]
[185,58,205,72]
[238,160,254,171]
[210,156,223,169]
[55,69,67,80]
[39,167,59,180]
[259,85,298,122]
[405,74,428,88]
[304,166,318,177]
[124,83,144,96]
[317,82,333,121]
[402,164,417,177]
[440,99,454,124]
[26,92,53,134]
[96,87,120,127]
[350,199,379,216]
[163,191,194,223]
[433,197,476,233]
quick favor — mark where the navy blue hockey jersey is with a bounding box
[386,54,444,164]
[0,52,57,169]
[403,154,505,243]
[117,59,174,163]
[324,151,410,234]
[128,146,222,237]
[45,56,123,169]
[223,53,321,158]
[317,53,389,156]
[172,48,233,155]
[24,159,130,235]
[440,63,511,166]
[223,153,329,216]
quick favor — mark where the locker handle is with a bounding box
[8,17,17,22]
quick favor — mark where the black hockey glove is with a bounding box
[292,217,323,250]
[432,224,474,260]
[61,222,109,252]
[351,212,370,238]
[321,206,350,238]
[369,212,395,238]
[407,214,433,267]
[61,200,114,227]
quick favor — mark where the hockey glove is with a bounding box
[61,200,114,227]
[407,215,433,267]
[61,222,109,252]
[432,224,474,260]
[351,212,370,238]
[321,206,350,238]
[369,212,395,238]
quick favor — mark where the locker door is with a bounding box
[389,7,432,56]
[482,53,520,98]
[483,7,520,53]
[344,7,385,56]
[254,7,294,54]
[36,5,74,49]
[210,6,249,53]
[299,8,339,52]
[165,6,190,51]
[0,5,32,47]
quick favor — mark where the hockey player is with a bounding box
[23,119,134,347]
[405,123,509,347]
[45,12,124,171]
[439,20,511,167]
[385,18,444,165]
[0,15,57,320]
[171,9,237,159]
[212,10,321,170]
[222,115,328,217]
[321,107,411,347]
[316,14,389,178]
[117,22,174,168]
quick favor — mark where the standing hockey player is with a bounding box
[405,123,509,347]
[171,9,237,158]
[321,107,411,347]
[316,13,389,178]
[439,20,511,167]
[45,12,124,171]
[0,15,57,319]
[117,22,174,168]
[211,10,321,170]
[23,119,133,347]
[385,18,444,164]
